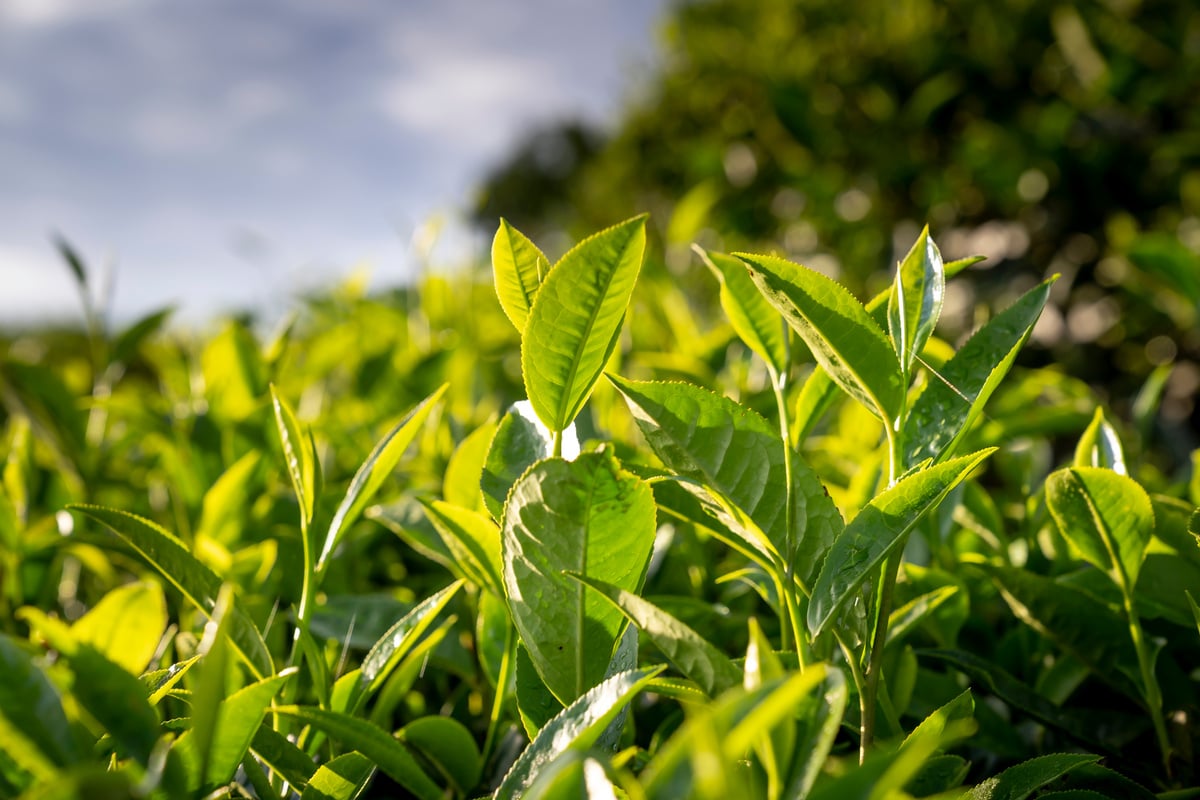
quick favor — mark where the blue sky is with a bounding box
[0,0,667,324]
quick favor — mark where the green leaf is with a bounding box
[493,218,550,332]
[567,573,741,697]
[502,451,656,705]
[1073,408,1126,474]
[1046,467,1154,594]
[808,449,994,636]
[273,706,441,800]
[888,226,945,375]
[358,580,463,700]
[522,215,647,432]
[522,752,619,800]
[250,724,318,790]
[301,751,374,800]
[736,251,903,424]
[110,307,173,367]
[481,400,578,522]
[70,581,167,676]
[0,634,81,770]
[515,644,565,738]
[399,716,482,796]
[904,277,1055,466]
[886,585,959,648]
[906,755,970,797]
[494,666,663,800]
[611,376,841,588]
[419,499,503,596]
[271,384,317,530]
[901,689,976,755]
[699,248,788,375]
[323,384,447,573]
[782,667,847,800]
[964,753,1101,800]
[443,420,498,513]
[174,671,294,794]
[975,563,1142,697]
[67,505,273,679]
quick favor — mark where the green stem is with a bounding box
[1127,596,1171,773]
[553,428,563,459]
[770,364,803,657]
[482,623,516,766]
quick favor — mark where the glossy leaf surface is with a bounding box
[493,218,550,332]
[888,226,944,374]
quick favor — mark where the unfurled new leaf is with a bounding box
[493,218,550,332]
[522,216,647,432]
[737,252,903,425]
[905,277,1055,467]
[1073,408,1126,475]
[1046,467,1153,593]
[271,384,317,530]
[888,226,945,375]
[503,451,656,705]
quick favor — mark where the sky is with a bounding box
[0,0,668,326]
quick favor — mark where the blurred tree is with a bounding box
[472,0,1200,449]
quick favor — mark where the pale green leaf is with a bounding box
[273,706,441,800]
[567,572,741,698]
[965,754,1101,800]
[736,252,903,424]
[888,226,945,374]
[808,449,994,636]
[901,689,975,754]
[271,384,316,529]
[71,581,167,676]
[522,215,647,432]
[195,450,262,545]
[503,451,656,705]
[443,420,498,512]
[700,248,788,375]
[68,505,273,679]
[323,384,447,573]
[904,277,1055,466]
[419,499,502,596]
[493,218,550,332]
[1046,467,1154,593]
[1073,408,1126,474]
[301,751,374,800]
[522,753,619,800]
[494,666,663,800]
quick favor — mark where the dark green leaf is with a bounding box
[419,499,502,596]
[522,215,647,432]
[301,751,374,800]
[0,634,80,770]
[964,753,1100,800]
[399,716,482,796]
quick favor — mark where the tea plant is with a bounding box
[0,215,1196,799]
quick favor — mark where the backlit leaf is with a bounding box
[700,248,788,375]
[808,449,994,636]
[419,499,502,596]
[71,581,167,676]
[737,252,903,424]
[481,400,579,522]
[0,634,81,770]
[1073,408,1126,474]
[522,215,647,432]
[493,218,550,332]
[301,751,374,800]
[888,226,945,375]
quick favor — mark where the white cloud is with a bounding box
[0,0,151,29]
[0,245,79,322]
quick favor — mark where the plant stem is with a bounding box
[1126,595,1171,774]
[553,428,563,459]
[483,623,516,766]
[770,364,804,658]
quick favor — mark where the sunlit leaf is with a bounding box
[493,218,550,332]
[522,215,647,432]
[700,248,788,375]
[481,400,579,521]
[1073,408,1126,474]
[888,226,945,375]
[70,581,167,676]
[301,751,374,800]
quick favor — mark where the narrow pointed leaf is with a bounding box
[493,218,550,332]
[1073,408,1126,474]
[737,252,903,423]
[273,706,441,800]
[323,384,447,572]
[250,725,319,790]
[68,505,273,679]
[567,573,741,697]
[905,278,1055,466]
[399,716,482,796]
[0,634,81,769]
[808,449,994,636]
[700,248,788,374]
[419,499,502,596]
[443,420,497,512]
[503,451,656,705]
[522,215,647,432]
[359,580,463,698]
[301,751,374,800]
[1046,467,1153,592]
[271,384,316,528]
[495,666,663,800]
[888,226,945,374]
[784,668,847,800]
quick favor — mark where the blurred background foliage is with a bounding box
[473,0,1200,454]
